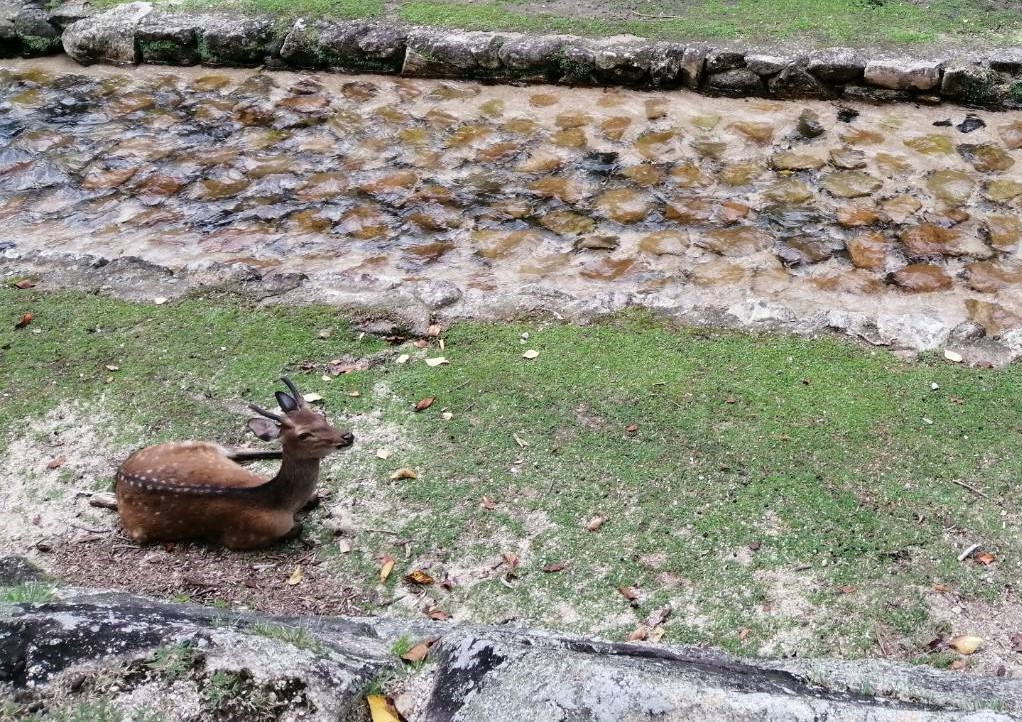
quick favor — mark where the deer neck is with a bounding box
[264,454,320,510]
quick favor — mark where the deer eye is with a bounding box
[297,432,312,440]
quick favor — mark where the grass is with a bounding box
[145,642,200,682]
[0,582,55,604]
[80,0,1022,47]
[1,289,1020,662]
[247,622,327,653]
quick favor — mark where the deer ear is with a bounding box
[275,391,299,413]
[247,418,281,441]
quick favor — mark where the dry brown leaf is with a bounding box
[401,642,430,663]
[513,433,528,447]
[390,468,418,480]
[1009,632,1022,653]
[738,627,751,641]
[405,569,435,585]
[367,695,402,722]
[838,585,857,594]
[88,493,117,510]
[645,604,673,629]
[347,390,361,397]
[427,608,450,621]
[376,448,392,460]
[413,339,429,349]
[425,357,449,367]
[585,515,607,532]
[627,625,649,641]
[480,496,497,510]
[414,396,435,412]
[724,396,737,404]
[933,583,951,592]
[543,562,567,573]
[502,552,520,570]
[46,456,65,470]
[949,659,967,671]
[618,585,639,601]
[337,538,353,554]
[747,540,762,551]
[522,349,540,360]
[13,279,36,289]
[15,312,32,329]
[975,551,996,565]
[649,627,666,643]
[395,354,410,365]
[379,555,396,582]
[105,364,120,372]
[286,565,304,586]
[949,635,983,655]
[426,324,443,337]
[625,423,638,433]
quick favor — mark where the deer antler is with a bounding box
[280,376,306,407]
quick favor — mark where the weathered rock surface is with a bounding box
[61,1,152,65]
[403,28,508,78]
[281,19,407,73]
[706,67,764,96]
[807,47,866,83]
[864,58,943,91]
[3,577,1021,721]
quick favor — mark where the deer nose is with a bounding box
[338,431,354,447]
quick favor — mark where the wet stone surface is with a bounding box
[0,58,1020,350]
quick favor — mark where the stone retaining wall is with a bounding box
[2,0,1022,108]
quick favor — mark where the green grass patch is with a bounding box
[79,0,1022,46]
[2,290,1020,660]
[0,582,55,604]
[247,622,326,653]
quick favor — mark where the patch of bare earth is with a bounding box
[926,588,1022,675]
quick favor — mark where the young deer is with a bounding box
[115,377,353,550]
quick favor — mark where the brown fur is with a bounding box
[115,386,353,550]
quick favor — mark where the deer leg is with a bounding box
[224,448,283,463]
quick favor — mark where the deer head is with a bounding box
[247,377,354,460]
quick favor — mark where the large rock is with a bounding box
[280,19,407,73]
[0,0,24,57]
[941,64,1008,107]
[61,1,152,65]
[495,33,567,82]
[197,15,277,66]
[402,28,507,78]
[647,40,688,87]
[706,67,764,96]
[13,5,60,56]
[136,12,200,65]
[746,53,791,76]
[45,0,93,31]
[864,58,943,91]
[4,580,1021,721]
[807,47,865,83]
[769,63,834,99]
[590,36,654,86]
[705,48,745,73]
[679,44,707,89]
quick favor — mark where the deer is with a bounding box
[115,377,353,550]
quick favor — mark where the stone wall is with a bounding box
[1,1,1021,109]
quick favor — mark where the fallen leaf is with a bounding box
[401,642,430,663]
[738,627,751,641]
[513,433,528,447]
[724,396,737,404]
[379,555,396,582]
[747,540,762,551]
[427,324,442,337]
[46,456,65,470]
[367,694,402,722]
[318,327,333,339]
[627,625,649,641]
[347,390,361,397]
[542,562,567,573]
[405,569,435,585]
[933,583,951,592]
[13,279,36,289]
[413,339,429,349]
[286,565,304,586]
[415,396,435,412]
[427,608,450,621]
[89,492,117,510]
[337,539,352,554]
[105,364,120,372]
[944,349,963,363]
[585,515,607,532]
[390,467,418,480]
[949,635,983,655]
[425,357,449,367]
[480,496,497,510]
[153,297,167,305]
[522,349,539,359]
[625,423,638,433]
[618,585,639,601]
[395,354,410,364]
[975,551,996,566]
[838,585,857,594]
[303,392,324,403]
[15,312,33,329]
[376,448,392,460]
[645,604,672,629]
[949,659,967,671]
[502,552,520,570]
[649,627,666,643]
[442,411,453,420]
[1009,633,1022,653]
